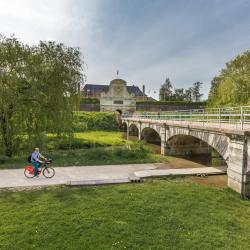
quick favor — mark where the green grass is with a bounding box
[0,131,169,170]
[0,179,249,250]
[0,143,168,170]
[46,131,127,150]
[74,131,126,146]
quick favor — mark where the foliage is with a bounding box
[159,77,173,101]
[74,112,118,132]
[0,35,84,156]
[207,51,250,107]
[137,100,206,106]
[0,142,168,169]
[207,76,221,106]
[159,77,203,102]
[0,181,249,249]
[191,81,203,101]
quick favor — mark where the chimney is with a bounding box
[142,84,145,101]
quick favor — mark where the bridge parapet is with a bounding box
[123,106,250,131]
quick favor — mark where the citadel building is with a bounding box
[82,78,150,113]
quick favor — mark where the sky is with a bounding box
[0,0,250,100]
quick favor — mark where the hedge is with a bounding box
[136,101,207,106]
[74,112,118,132]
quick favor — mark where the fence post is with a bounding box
[240,106,244,130]
[218,108,221,128]
[203,110,205,126]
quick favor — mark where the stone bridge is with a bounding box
[121,117,250,198]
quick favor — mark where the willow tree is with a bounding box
[207,51,250,107]
[0,35,84,157]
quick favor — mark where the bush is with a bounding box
[74,112,118,132]
[136,101,207,106]
[112,142,149,159]
[0,155,10,164]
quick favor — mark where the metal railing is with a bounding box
[122,106,250,130]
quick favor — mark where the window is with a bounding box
[114,100,123,105]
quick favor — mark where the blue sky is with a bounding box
[0,0,250,99]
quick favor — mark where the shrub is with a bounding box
[136,101,206,106]
[74,112,118,132]
[0,155,10,164]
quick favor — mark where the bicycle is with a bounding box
[24,159,55,178]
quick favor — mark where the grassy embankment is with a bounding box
[0,131,167,170]
[0,179,249,250]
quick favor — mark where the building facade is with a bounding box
[100,78,136,113]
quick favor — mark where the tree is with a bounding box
[207,76,221,106]
[0,36,29,156]
[159,77,173,101]
[207,51,250,107]
[191,82,203,102]
[172,88,185,101]
[0,35,84,157]
[184,88,192,101]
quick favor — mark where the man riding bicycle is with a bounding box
[31,148,46,177]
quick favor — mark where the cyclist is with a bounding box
[31,148,46,177]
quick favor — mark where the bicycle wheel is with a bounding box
[24,167,35,178]
[43,167,55,178]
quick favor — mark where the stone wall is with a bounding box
[79,103,100,112]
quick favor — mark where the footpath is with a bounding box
[0,164,227,189]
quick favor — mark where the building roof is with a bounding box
[83,84,109,94]
[83,84,145,96]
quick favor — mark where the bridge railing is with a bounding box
[122,106,250,130]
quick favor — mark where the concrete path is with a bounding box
[134,166,227,178]
[0,164,158,189]
[0,164,227,189]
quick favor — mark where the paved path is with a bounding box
[0,164,227,189]
[0,164,158,189]
[134,166,227,178]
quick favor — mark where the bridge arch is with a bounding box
[141,127,161,145]
[129,123,139,137]
[121,122,128,132]
[166,128,230,161]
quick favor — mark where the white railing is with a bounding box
[122,106,250,130]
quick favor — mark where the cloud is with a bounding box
[0,0,250,100]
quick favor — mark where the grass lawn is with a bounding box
[47,131,127,149]
[0,179,249,250]
[74,131,126,146]
[0,145,168,170]
[0,131,172,170]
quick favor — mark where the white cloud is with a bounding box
[0,0,249,100]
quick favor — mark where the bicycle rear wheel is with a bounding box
[43,167,55,178]
[24,168,35,178]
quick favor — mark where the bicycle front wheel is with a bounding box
[43,167,55,178]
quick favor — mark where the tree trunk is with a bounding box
[0,111,13,157]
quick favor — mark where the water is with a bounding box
[125,134,226,167]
